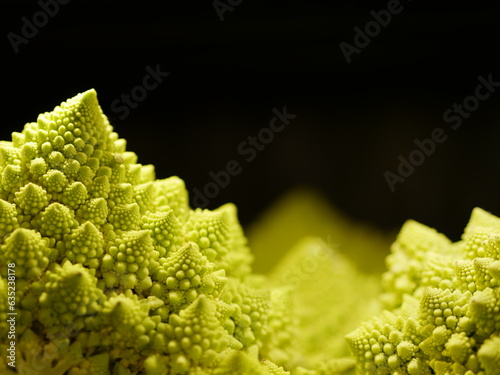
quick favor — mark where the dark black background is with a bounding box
[2,1,500,241]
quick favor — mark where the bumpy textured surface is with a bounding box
[5,89,498,375]
[347,208,500,375]
[0,90,296,374]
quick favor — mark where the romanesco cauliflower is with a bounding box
[4,88,499,375]
[0,89,294,374]
[347,208,500,375]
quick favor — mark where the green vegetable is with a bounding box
[3,89,499,375]
[0,90,293,374]
[347,208,500,375]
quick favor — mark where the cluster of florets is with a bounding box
[347,208,500,375]
[4,88,499,375]
[0,90,295,375]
